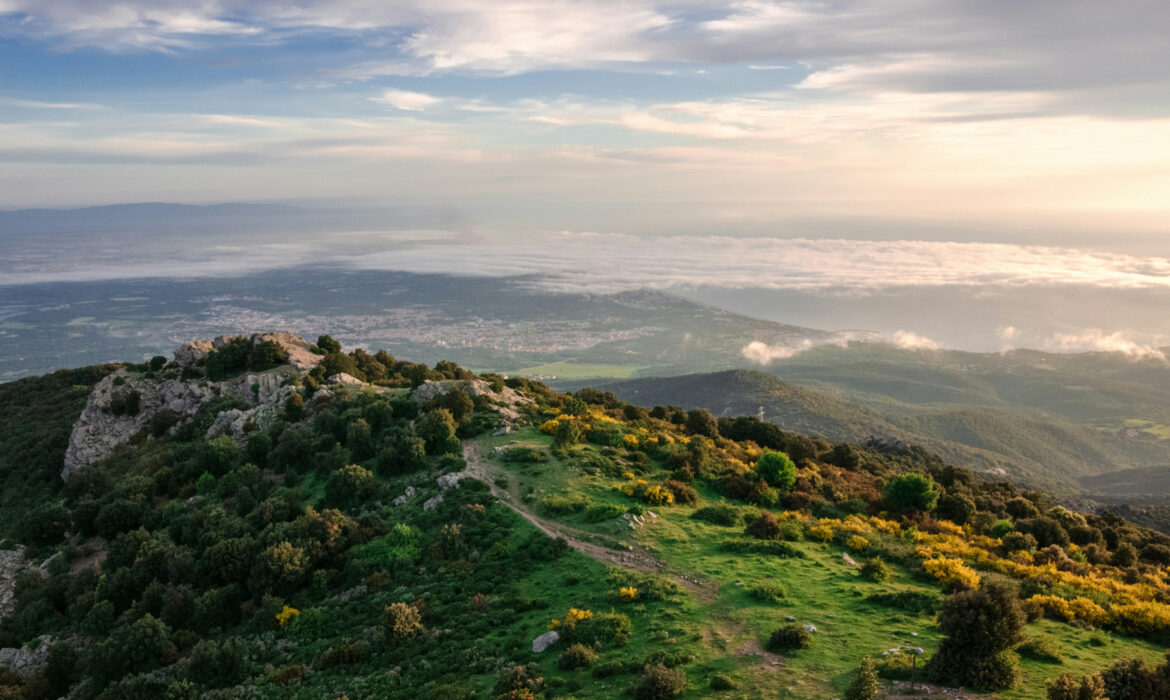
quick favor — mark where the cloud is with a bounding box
[741,339,812,364]
[1049,329,1166,362]
[370,89,441,111]
[888,330,941,351]
[344,233,1170,295]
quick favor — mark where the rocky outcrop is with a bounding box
[62,369,217,479]
[63,332,318,479]
[0,547,25,620]
[0,635,53,680]
[532,630,559,653]
[173,339,213,367]
[412,379,533,421]
[329,372,365,386]
[253,332,324,371]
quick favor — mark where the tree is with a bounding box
[445,387,475,423]
[927,579,1025,690]
[149,355,167,371]
[417,409,459,455]
[377,433,428,476]
[316,334,342,354]
[553,419,583,450]
[883,473,940,514]
[935,493,976,525]
[325,464,377,509]
[685,409,719,438]
[845,657,881,700]
[756,450,796,490]
[346,418,375,461]
[386,601,423,639]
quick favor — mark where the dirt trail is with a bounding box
[462,442,666,573]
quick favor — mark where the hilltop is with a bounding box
[1,334,1169,698]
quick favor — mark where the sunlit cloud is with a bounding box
[889,330,941,351]
[1048,329,1167,362]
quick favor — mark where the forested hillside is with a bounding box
[1,336,1170,699]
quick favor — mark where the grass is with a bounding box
[470,431,1170,698]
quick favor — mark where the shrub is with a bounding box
[691,504,742,526]
[386,602,423,640]
[1019,635,1062,663]
[767,625,811,651]
[558,644,598,671]
[1099,658,1164,700]
[564,611,632,648]
[635,663,687,700]
[709,674,736,690]
[847,535,870,553]
[845,658,881,700]
[922,556,980,590]
[748,582,786,603]
[859,557,892,582]
[756,450,796,490]
[585,504,625,522]
[720,538,804,558]
[1047,672,1106,700]
[926,579,1025,690]
[745,511,782,540]
[541,493,590,514]
[619,586,638,602]
[500,447,548,463]
[883,473,939,513]
[663,480,699,504]
[607,570,684,602]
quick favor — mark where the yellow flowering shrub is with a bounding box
[619,586,638,602]
[808,525,833,542]
[1023,595,1108,627]
[622,434,640,449]
[923,556,980,589]
[550,607,594,631]
[847,535,870,553]
[643,485,674,506]
[275,604,300,627]
[1109,601,1170,636]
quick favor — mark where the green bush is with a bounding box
[691,504,743,526]
[767,625,811,651]
[845,658,881,700]
[859,557,892,582]
[1019,635,1062,663]
[541,493,591,514]
[558,644,598,671]
[635,663,687,700]
[500,447,548,463]
[563,611,632,648]
[720,538,804,558]
[883,473,939,513]
[585,504,626,522]
[747,582,786,604]
[709,673,736,690]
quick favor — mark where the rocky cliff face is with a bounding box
[61,332,318,480]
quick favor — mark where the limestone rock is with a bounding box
[0,634,53,680]
[423,494,444,511]
[411,380,447,402]
[329,372,365,386]
[532,630,560,653]
[393,486,416,507]
[252,331,323,370]
[62,370,216,479]
[0,547,25,620]
[173,339,213,367]
[437,473,461,490]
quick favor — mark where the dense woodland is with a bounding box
[1,338,1170,698]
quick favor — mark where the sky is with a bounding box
[2,1,1170,355]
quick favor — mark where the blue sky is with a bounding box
[0,0,1168,232]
